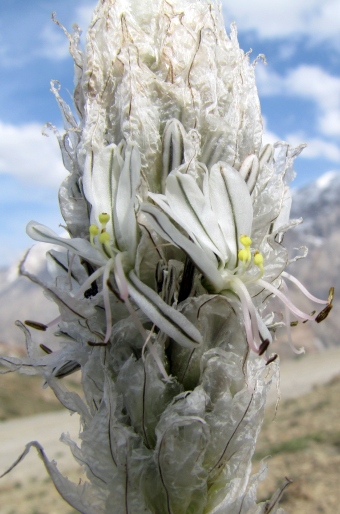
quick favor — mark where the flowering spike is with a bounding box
[3,1,333,513]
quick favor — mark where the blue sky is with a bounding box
[1,0,340,267]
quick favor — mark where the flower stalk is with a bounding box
[0,1,333,513]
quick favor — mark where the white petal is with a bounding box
[162,119,186,190]
[209,162,253,269]
[82,143,118,235]
[127,271,203,348]
[26,221,105,267]
[165,172,228,262]
[239,154,260,194]
[113,143,141,259]
[141,204,224,292]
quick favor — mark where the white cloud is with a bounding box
[255,65,282,95]
[0,121,68,187]
[319,110,340,136]
[262,117,340,163]
[222,0,340,48]
[277,43,297,61]
[285,66,340,111]
[285,67,340,137]
[262,116,281,144]
[38,2,96,61]
[286,132,340,162]
[75,3,97,30]
[256,65,340,137]
[39,23,70,61]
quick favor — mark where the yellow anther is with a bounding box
[98,231,111,244]
[240,235,252,247]
[99,213,110,225]
[238,249,249,262]
[89,224,99,247]
[254,251,264,267]
[89,224,99,236]
[254,251,264,277]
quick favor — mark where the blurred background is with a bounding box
[0,1,340,513]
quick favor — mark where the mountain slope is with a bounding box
[0,243,58,353]
[277,170,340,354]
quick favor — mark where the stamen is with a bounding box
[89,224,99,246]
[315,304,333,323]
[40,343,52,354]
[238,249,249,262]
[257,278,316,321]
[102,257,115,343]
[98,231,114,258]
[24,314,61,332]
[281,280,305,354]
[238,235,252,264]
[328,287,335,304]
[231,277,261,352]
[240,235,252,247]
[46,315,63,328]
[254,251,264,272]
[266,354,278,365]
[282,272,328,305]
[24,320,48,331]
[99,212,110,228]
[251,250,265,281]
[75,265,106,298]
[258,339,270,356]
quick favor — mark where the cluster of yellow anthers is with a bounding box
[89,213,114,258]
[238,235,264,275]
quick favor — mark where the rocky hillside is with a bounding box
[0,243,58,354]
[279,171,340,354]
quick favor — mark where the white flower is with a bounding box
[142,122,332,359]
[27,139,203,376]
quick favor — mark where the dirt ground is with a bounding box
[1,347,340,513]
[255,373,340,513]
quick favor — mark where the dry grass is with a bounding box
[0,373,62,421]
[0,472,80,514]
[254,374,340,513]
[0,371,81,421]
